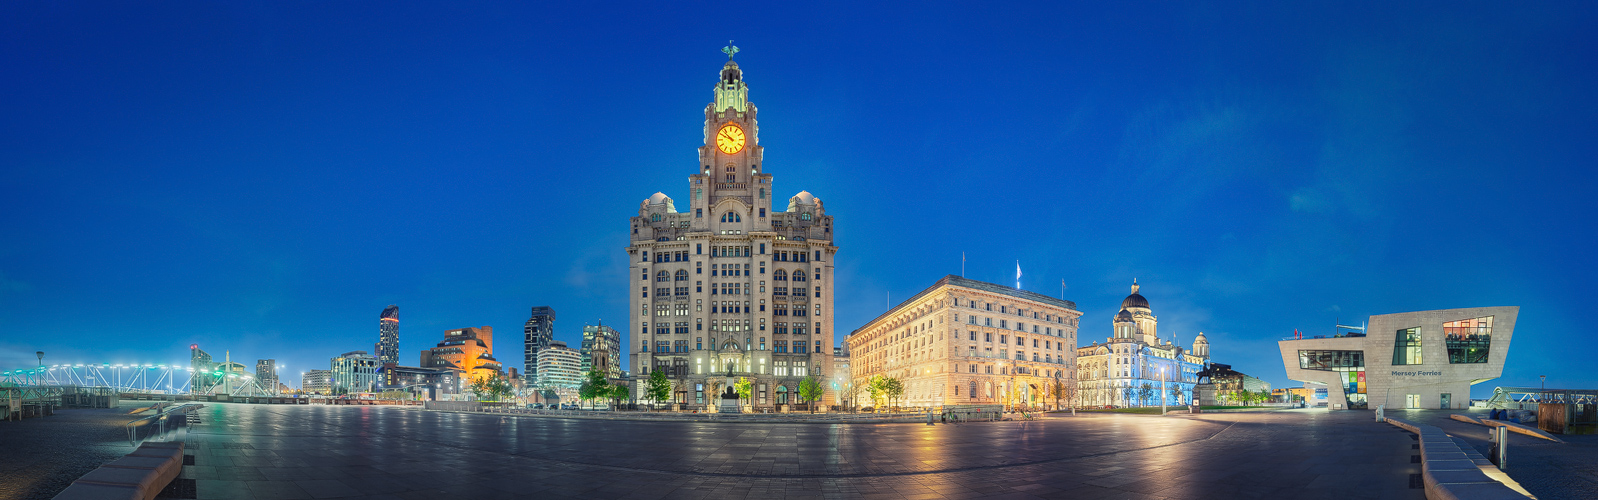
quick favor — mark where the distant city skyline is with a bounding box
[2,3,1595,397]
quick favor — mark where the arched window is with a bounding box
[656,271,670,282]
[792,271,807,282]
[800,213,812,221]
[777,386,788,404]
[675,270,688,281]
[969,381,977,399]
[773,270,787,281]
[725,165,736,173]
[650,213,661,222]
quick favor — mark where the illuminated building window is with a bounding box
[1392,327,1423,365]
[1444,316,1492,363]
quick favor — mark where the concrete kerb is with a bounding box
[1384,418,1531,500]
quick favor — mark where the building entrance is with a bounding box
[1405,394,1420,409]
[1440,393,1451,409]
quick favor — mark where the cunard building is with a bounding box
[628,46,837,409]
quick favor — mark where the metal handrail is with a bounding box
[125,403,203,446]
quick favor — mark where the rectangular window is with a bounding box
[1444,316,1493,364]
[760,208,766,218]
[969,331,976,341]
[1393,327,1423,365]
[1298,350,1364,371]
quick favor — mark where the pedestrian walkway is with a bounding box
[162,403,1423,499]
[1399,409,1598,500]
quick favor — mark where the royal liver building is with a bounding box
[628,47,837,409]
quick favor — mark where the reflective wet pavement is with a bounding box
[164,404,1424,499]
[0,407,137,500]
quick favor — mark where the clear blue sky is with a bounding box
[3,2,1594,397]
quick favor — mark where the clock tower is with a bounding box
[627,46,838,410]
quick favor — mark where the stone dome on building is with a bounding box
[786,190,818,212]
[1115,308,1133,322]
[645,192,676,212]
[1121,280,1150,310]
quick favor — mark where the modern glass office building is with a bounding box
[1277,307,1518,410]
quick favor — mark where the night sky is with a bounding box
[3,3,1595,396]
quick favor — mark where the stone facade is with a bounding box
[845,275,1081,410]
[628,54,837,409]
[1075,281,1208,408]
[302,369,331,395]
[581,324,622,380]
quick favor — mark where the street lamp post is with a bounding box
[1540,375,1546,402]
[1160,366,1167,416]
[35,351,44,387]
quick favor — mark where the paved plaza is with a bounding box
[114,404,1425,500]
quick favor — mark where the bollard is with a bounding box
[1375,405,1384,423]
[1496,425,1508,470]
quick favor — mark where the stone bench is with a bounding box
[53,435,184,500]
[1385,418,1529,500]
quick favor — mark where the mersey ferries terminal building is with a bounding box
[1277,307,1518,410]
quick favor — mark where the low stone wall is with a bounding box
[1384,418,1531,500]
[423,401,482,412]
[52,428,185,500]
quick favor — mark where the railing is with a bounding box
[125,403,203,446]
[1280,334,1364,341]
[1486,387,1598,409]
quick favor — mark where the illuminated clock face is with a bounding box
[715,124,746,154]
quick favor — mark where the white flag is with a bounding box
[1015,261,1022,289]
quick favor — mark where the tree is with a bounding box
[735,377,753,407]
[608,383,630,407]
[884,378,905,410]
[578,369,610,409]
[644,369,672,408]
[798,376,825,413]
[865,375,888,409]
[1121,386,1136,407]
[1137,382,1154,407]
[472,373,513,402]
[1169,383,1183,406]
